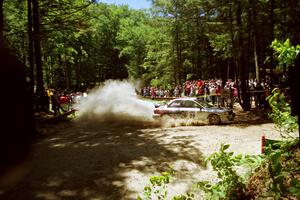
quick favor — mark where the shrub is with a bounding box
[266,88,298,136]
[196,144,262,200]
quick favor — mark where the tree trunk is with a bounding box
[27,0,35,95]
[289,2,300,145]
[229,3,237,81]
[253,31,259,82]
[290,0,300,45]
[237,0,251,111]
[269,0,274,88]
[196,16,202,78]
[175,24,182,84]
[0,0,4,42]
[250,0,260,82]
[32,0,44,96]
[172,45,177,85]
[227,58,230,80]
[75,53,81,90]
[247,2,251,82]
[64,54,70,90]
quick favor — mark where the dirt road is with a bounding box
[0,108,290,200]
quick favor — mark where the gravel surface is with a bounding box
[1,107,297,200]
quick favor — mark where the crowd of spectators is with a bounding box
[34,89,88,115]
[34,77,273,115]
[141,78,271,108]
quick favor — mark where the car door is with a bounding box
[179,100,201,118]
[165,100,182,117]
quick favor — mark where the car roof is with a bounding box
[170,97,198,101]
[168,97,199,103]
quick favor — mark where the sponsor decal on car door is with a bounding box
[179,100,200,118]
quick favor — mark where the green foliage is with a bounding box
[266,149,286,198]
[137,167,196,200]
[209,33,233,60]
[138,141,299,200]
[268,38,299,134]
[5,0,299,91]
[142,16,174,86]
[171,193,195,200]
[255,37,300,198]
[186,73,196,81]
[150,78,161,88]
[196,144,262,200]
[289,178,300,198]
[138,169,173,200]
[116,10,151,79]
[266,88,298,135]
[256,139,300,199]
[271,39,300,69]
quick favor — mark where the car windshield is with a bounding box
[195,99,213,108]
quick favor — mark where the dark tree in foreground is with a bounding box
[27,0,34,95]
[0,41,36,188]
[0,0,4,41]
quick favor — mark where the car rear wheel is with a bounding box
[208,114,221,125]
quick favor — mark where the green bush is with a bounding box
[266,88,298,136]
[271,39,300,69]
[250,139,300,199]
[196,144,262,200]
[137,168,195,200]
[138,144,263,200]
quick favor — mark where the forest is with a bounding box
[1,0,300,111]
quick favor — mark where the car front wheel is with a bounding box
[208,114,221,125]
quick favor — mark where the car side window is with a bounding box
[169,100,181,107]
[181,100,198,108]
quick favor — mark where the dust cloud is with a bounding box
[74,80,157,126]
[74,80,207,127]
[161,116,207,127]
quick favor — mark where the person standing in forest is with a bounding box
[216,84,222,107]
[210,83,217,105]
[50,90,65,115]
[255,81,264,108]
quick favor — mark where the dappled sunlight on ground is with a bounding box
[1,115,290,200]
[1,121,207,199]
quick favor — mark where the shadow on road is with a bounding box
[1,121,205,200]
